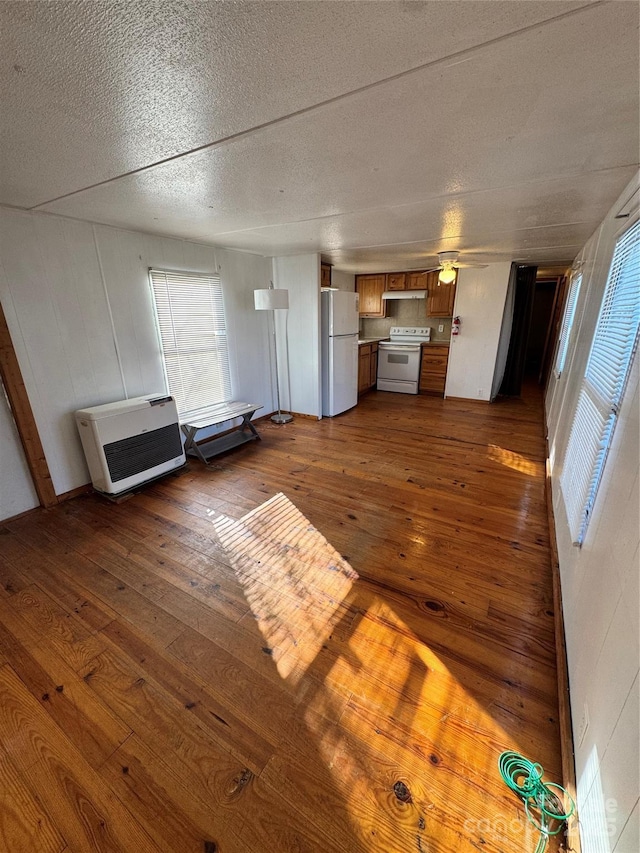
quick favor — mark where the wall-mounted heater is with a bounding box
[75,394,186,496]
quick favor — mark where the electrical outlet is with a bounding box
[478,388,483,398]
[438,324,444,333]
[577,702,590,746]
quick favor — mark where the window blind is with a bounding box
[555,271,582,376]
[149,269,232,419]
[560,219,640,544]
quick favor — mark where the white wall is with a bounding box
[271,254,322,418]
[445,262,511,401]
[0,380,38,520]
[546,173,639,853]
[331,269,355,292]
[0,208,273,499]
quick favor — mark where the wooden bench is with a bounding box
[181,402,262,465]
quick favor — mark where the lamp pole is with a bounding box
[254,285,293,424]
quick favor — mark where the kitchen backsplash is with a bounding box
[360,299,452,341]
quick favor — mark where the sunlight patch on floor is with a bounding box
[213,492,358,684]
[298,593,535,851]
[213,491,552,852]
[488,444,539,477]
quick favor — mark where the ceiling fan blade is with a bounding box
[423,266,442,273]
[456,262,488,268]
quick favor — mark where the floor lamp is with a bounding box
[254,286,293,424]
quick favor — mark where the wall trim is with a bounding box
[56,483,93,503]
[544,437,581,853]
[0,300,57,508]
[443,395,490,404]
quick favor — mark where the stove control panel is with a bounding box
[389,326,431,339]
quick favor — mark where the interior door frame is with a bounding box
[538,275,567,388]
[0,300,57,508]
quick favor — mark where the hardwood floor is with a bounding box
[0,386,564,852]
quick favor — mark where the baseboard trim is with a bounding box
[544,441,581,853]
[57,483,93,503]
[443,395,490,404]
[0,504,41,525]
[1,481,95,524]
[253,410,319,422]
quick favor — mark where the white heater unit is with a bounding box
[75,394,186,496]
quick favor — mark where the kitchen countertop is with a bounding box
[357,337,450,346]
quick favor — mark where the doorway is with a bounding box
[526,279,560,380]
[495,267,567,398]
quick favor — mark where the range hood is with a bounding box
[381,290,427,300]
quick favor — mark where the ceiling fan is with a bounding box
[426,251,488,284]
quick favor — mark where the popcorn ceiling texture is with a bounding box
[1,1,636,274]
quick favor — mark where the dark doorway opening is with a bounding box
[497,268,567,399]
[526,279,558,378]
[499,265,537,397]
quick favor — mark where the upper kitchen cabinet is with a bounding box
[386,272,406,291]
[321,263,332,288]
[356,274,387,318]
[427,270,457,317]
[406,271,429,290]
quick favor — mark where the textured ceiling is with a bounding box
[1,0,638,271]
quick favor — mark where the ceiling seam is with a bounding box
[28,0,606,211]
[198,163,639,238]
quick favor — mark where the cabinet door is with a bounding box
[419,346,449,395]
[369,343,378,387]
[321,264,332,288]
[386,273,406,291]
[427,271,457,317]
[358,345,372,393]
[407,271,428,290]
[355,275,386,318]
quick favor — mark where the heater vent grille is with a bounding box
[104,423,183,483]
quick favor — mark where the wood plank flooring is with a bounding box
[0,386,564,852]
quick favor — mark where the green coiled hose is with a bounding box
[498,751,575,853]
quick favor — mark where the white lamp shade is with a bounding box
[254,288,289,310]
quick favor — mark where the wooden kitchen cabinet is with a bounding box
[355,275,386,318]
[419,345,449,396]
[358,342,378,394]
[407,271,429,290]
[358,344,371,393]
[427,270,457,317]
[321,263,332,288]
[386,272,406,291]
[370,342,378,387]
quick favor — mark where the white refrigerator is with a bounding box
[321,290,359,417]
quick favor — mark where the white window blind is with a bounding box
[555,271,582,376]
[561,219,640,544]
[149,269,232,419]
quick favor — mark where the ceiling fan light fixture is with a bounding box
[438,266,457,284]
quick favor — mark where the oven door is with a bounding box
[377,344,421,381]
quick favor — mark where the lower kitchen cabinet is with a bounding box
[358,342,378,394]
[370,342,378,387]
[419,345,449,396]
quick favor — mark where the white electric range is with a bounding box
[377,327,432,394]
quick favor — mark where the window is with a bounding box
[555,270,583,376]
[149,269,232,418]
[560,219,640,544]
